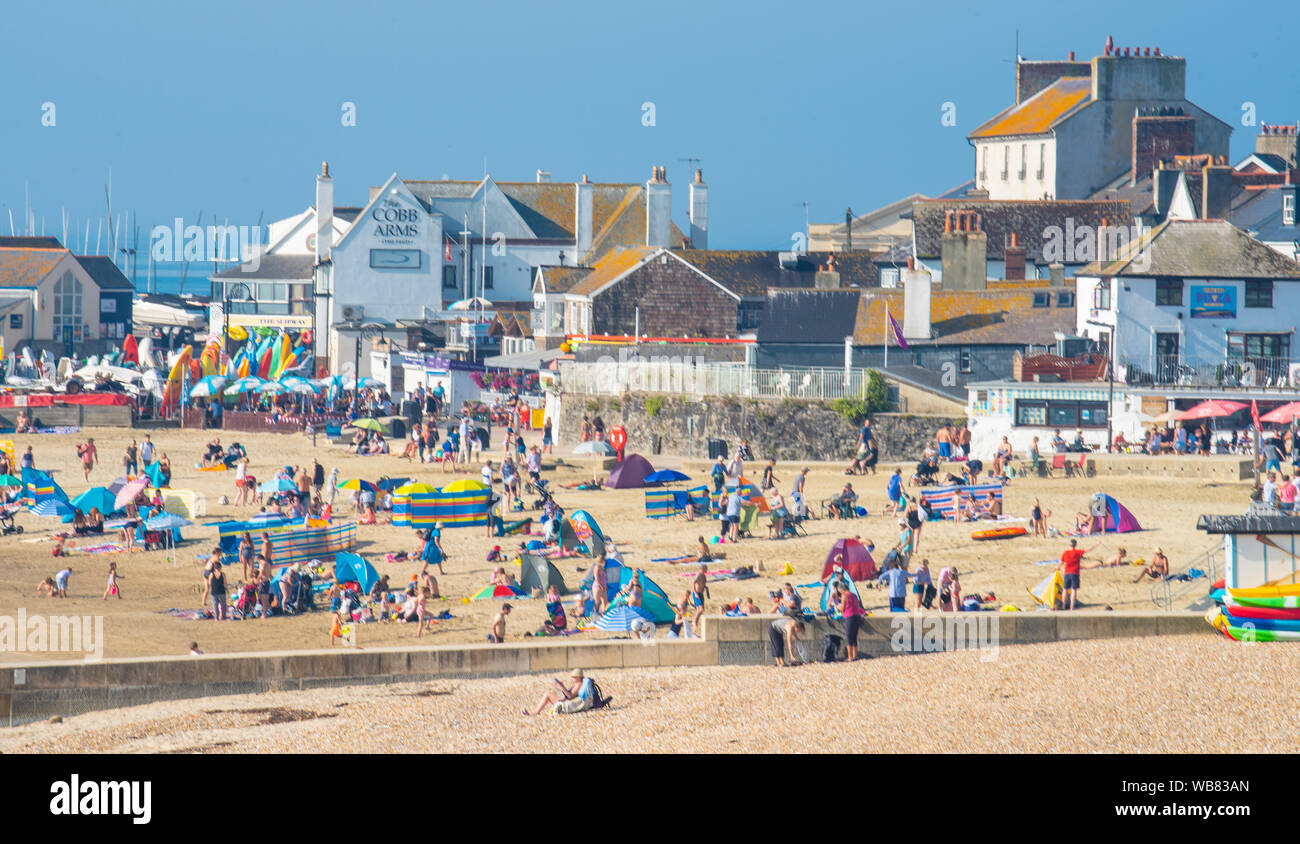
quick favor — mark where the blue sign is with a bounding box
[1190,285,1235,319]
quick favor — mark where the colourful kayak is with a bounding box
[1222,595,1300,620]
[972,526,1027,541]
[1208,610,1300,641]
[1221,613,1300,632]
[1227,593,1300,610]
[1228,583,1300,599]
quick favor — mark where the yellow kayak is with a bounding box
[1229,582,1300,599]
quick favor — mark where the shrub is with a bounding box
[865,370,889,413]
[645,395,666,416]
[830,397,872,424]
[585,400,600,413]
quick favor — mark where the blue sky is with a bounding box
[0,0,1295,256]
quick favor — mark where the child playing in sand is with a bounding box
[52,535,69,558]
[36,576,59,598]
[102,560,122,600]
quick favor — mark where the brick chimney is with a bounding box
[1004,232,1027,280]
[575,174,593,258]
[1201,161,1234,219]
[315,161,333,263]
[645,166,671,248]
[940,211,988,290]
[688,169,708,250]
[1257,124,1300,169]
[1131,107,1194,186]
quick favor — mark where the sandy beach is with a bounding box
[0,425,1253,661]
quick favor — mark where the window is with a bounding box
[1245,280,1273,308]
[979,147,988,183]
[100,297,117,314]
[1284,192,1296,226]
[1156,278,1183,306]
[483,266,494,290]
[1056,291,1075,307]
[1018,144,1027,180]
[1017,399,1108,428]
[1229,333,1290,359]
[9,313,21,329]
[52,270,83,339]
[1032,292,1050,308]
[1037,143,1045,180]
[1001,146,1009,181]
[1093,281,1111,310]
[959,347,972,373]
[442,265,457,290]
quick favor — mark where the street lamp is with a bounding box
[355,321,386,382]
[222,281,252,364]
[1086,319,1115,452]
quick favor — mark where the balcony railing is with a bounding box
[1123,355,1298,390]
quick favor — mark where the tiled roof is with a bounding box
[675,250,878,297]
[912,199,1133,262]
[333,206,364,222]
[0,236,64,249]
[537,266,592,294]
[74,256,134,291]
[1080,219,1300,278]
[970,77,1092,139]
[566,247,659,297]
[757,289,861,344]
[852,288,1075,346]
[211,254,315,280]
[0,245,67,288]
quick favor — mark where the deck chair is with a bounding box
[737,504,760,538]
[1017,452,1043,478]
[1065,452,1090,478]
[1046,453,1068,478]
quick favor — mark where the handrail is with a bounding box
[1151,542,1222,610]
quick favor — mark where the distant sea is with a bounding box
[129,264,219,299]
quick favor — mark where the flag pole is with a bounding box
[883,306,889,369]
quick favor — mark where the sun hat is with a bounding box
[569,668,584,679]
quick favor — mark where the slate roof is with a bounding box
[757,289,861,344]
[1079,219,1300,278]
[912,199,1134,262]
[0,244,67,288]
[0,236,64,249]
[566,247,659,297]
[969,77,1092,139]
[537,265,593,294]
[1197,513,1300,534]
[75,256,135,291]
[852,287,1075,346]
[211,254,315,281]
[675,250,878,296]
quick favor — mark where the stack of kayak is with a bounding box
[1207,583,1300,642]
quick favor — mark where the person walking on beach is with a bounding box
[76,437,98,481]
[207,562,228,620]
[54,566,72,598]
[101,560,122,600]
[592,554,609,618]
[691,562,710,636]
[140,434,155,469]
[1057,538,1098,610]
[876,559,916,612]
[123,440,138,476]
[488,603,511,643]
[239,532,254,581]
[421,523,446,576]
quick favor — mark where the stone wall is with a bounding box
[560,392,963,461]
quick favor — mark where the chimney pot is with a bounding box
[694,169,703,183]
[322,161,330,177]
[1105,35,1114,55]
[1154,47,1160,55]
[581,173,590,183]
[944,211,951,233]
[1068,50,1075,61]
[1010,232,1017,248]
[907,255,915,270]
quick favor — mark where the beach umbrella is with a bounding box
[258,478,297,494]
[336,478,377,494]
[114,477,149,511]
[0,474,23,488]
[376,477,411,491]
[572,439,616,482]
[258,380,287,395]
[224,375,267,395]
[247,511,291,526]
[145,511,193,566]
[70,487,118,516]
[282,380,319,396]
[644,468,690,485]
[394,482,438,496]
[1261,402,1300,424]
[442,478,490,492]
[347,417,386,433]
[189,375,228,398]
[595,604,655,631]
[472,583,528,600]
[30,499,75,518]
[448,297,493,311]
[1177,399,1247,421]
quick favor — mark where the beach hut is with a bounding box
[822,538,878,581]
[606,454,655,489]
[1087,492,1141,533]
[519,553,570,595]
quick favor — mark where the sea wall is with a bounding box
[559,393,959,461]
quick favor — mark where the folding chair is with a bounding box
[1066,452,1090,479]
[1046,453,1068,478]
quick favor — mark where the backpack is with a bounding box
[587,679,612,710]
[822,634,843,662]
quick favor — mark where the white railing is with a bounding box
[558,361,871,401]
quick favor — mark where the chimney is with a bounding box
[940,208,988,290]
[902,259,933,340]
[1153,162,1178,215]
[814,253,841,289]
[1256,123,1300,169]
[645,166,671,248]
[315,161,333,263]
[1131,107,1195,185]
[1201,161,1233,219]
[688,169,708,250]
[1005,232,1027,281]
[536,169,552,183]
[1068,50,1075,61]
[575,174,593,258]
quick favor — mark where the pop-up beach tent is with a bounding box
[820,569,864,615]
[519,553,570,594]
[1088,492,1141,533]
[822,538,878,581]
[607,454,654,489]
[609,567,675,623]
[334,551,379,594]
[580,553,626,602]
[561,509,607,557]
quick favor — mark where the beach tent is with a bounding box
[473,583,529,600]
[920,483,1003,520]
[595,604,656,631]
[334,551,379,594]
[144,461,167,489]
[580,554,626,602]
[1088,492,1141,533]
[519,553,570,595]
[820,570,864,615]
[822,538,878,581]
[606,454,654,489]
[66,486,119,522]
[561,509,607,557]
[733,477,770,513]
[610,567,675,623]
[1028,570,1064,608]
[21,467,70,508]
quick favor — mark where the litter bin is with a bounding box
[388,418,406,439]
[401,399,421,425]
[708,438,728,460]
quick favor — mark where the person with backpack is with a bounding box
[522,668,592,716]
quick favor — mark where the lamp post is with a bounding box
[355,322,385,383]
[1086,319,1115,452]
[222,281,252,367]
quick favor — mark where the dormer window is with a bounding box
[1284,192,1296,226]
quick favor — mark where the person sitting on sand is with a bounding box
[619,570,645,608]
[52,535,69,558]
[680,535,724,564]
[1132,547,1169,583]
[488,603,511,643]
[72,509,89,536]
[978,492,1001,518]
[958,494,978,521]
[36,576,59,598]
[1074,510,1097,533]
[523,668,587,716]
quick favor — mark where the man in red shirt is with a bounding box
[1057,538,1098,610]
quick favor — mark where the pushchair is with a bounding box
[913,459,940,486]
[0,507,23,535]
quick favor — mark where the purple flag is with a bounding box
[887,310,909,350]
